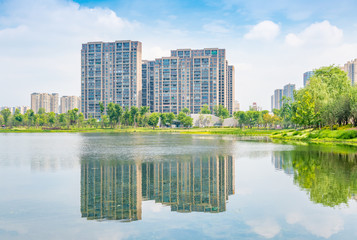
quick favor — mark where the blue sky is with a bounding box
[1,0,357,110]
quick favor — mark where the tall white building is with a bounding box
[81,40,142,119]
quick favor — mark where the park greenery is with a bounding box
[277,145,357,207]
[1,65,357,142]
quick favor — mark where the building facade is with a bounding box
[303,71,314,87]
[81,40,142,119]
[141,60,155,111]
[60,96,81,114]
[227,65,235,114]
[80,154,235,221]
[342,59,357,85]
[31,93,59,113]
[149,48,233,115]
[272,89,283,111]
[283,83,295,101]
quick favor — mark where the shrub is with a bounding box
[337,130,357,139]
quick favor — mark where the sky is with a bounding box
[1,0,357,110]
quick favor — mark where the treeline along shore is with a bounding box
[1,66,357,145]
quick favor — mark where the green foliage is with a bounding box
[181,116,193,128]
[182,108,190,115]
[214,105,229,119]
[148,113,159,129]
[278,147,357,207]
[200,105,211,114]
[1,108,11,126]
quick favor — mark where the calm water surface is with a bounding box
[0,133,357,239]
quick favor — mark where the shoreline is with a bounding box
[1,127,357,146]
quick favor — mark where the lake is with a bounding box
[0,133,357,239]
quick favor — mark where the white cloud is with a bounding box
[286,212,344,239]
[244,21,280,41]
[0,0,139,106]
[285,20,343,47]
[246,218,281,238]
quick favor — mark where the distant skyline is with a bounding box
[1,0,357,110]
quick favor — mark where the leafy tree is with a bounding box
[37,108,46,114]
[166,113,175,126]
[123,109,131,126]
[48,112,56,127]
[182,108,190,115]
[13,109,23,126]
[140,106,150,116]
[292,90,317,128]
[160,113,167,127]
[148,113,159,129]
[107,103,117,128]
[200,105,211,114]
[181,116,193,128]
[114,104,123,127]
[130,106,139,127]
[1,108,11,126]
[78,113,84,128]
[214,105,229,119]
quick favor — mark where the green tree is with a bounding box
[123,109,131,126]
[148,113,159,129]
[130,106,139,127]
[160,113,167,127]
[181,116,193,128]
[166,113,175,126]
[37,108,46,114]
[1,109,11,126]
[182,108,190,115]
[48,112,56,127]
[13,109,23,126]
[106,103,117,128]
[292,90,317,128]
[200,105,211,114]
[214,105,229,119]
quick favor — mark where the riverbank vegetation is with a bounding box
[1,66,357,144]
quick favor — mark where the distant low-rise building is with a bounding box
[60,96,81,114]
[0,106,30,114]
[250,102,262,111]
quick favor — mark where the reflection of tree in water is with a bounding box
[273,146,357,207]
[81,155,235,222]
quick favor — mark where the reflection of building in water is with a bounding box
[271,152,294,175]
[81,155,235,221]
[143,156,234,213]
[81,161,142,221]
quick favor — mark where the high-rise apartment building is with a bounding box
[227,65,235,114]
[81,40,142,119]
[303,71,314,87]
[31,93,59,113]
[141,60,155,111]
[60,96,81,114]
[283,83,295,101]
[342,59,357,85]
[272,89,283,111]
[149,48,232,114]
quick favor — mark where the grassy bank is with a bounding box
[1,127,357,146]
[0,127,276,135]
[270,128,357,146]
